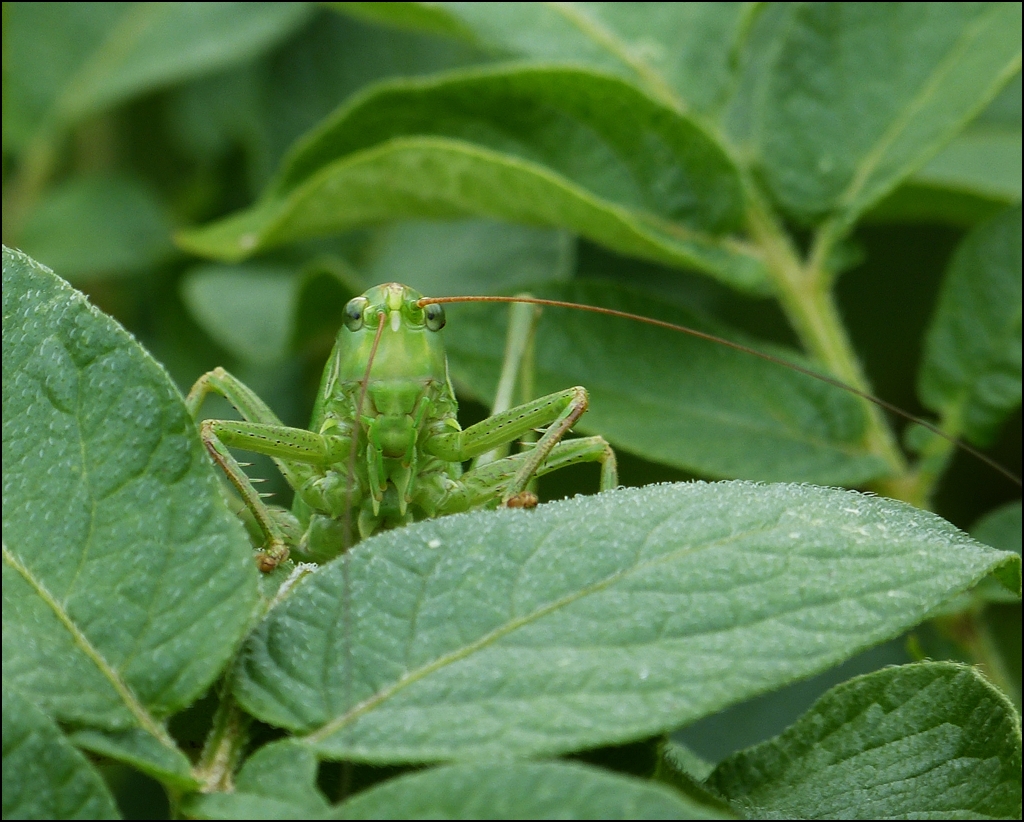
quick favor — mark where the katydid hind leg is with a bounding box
[441,435,618,513]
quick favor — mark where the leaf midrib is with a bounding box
[302,504,963,743]
[2,540,177,751]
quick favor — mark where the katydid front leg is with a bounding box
[186,367,350,570]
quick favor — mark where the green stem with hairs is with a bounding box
[744,194,911,496]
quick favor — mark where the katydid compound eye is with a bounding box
[344,297,368,331]
[424,303,446,331]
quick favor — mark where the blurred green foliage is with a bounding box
[3,3,1021,819]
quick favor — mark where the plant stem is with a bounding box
[194,685,251,794]
[745,194,910,491]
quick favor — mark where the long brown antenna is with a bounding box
[420,294,1021,488]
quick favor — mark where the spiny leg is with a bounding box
[426,385,610,504]
[439,435,618,513]
[187,367,350,569]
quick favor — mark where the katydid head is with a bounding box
[333,283,449,385]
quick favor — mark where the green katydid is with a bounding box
[187,280,1020,574]
[186,281,617,571]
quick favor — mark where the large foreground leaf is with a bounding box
[444,281,888,485]
[2,248,256,772]
[178,66,768,292]
[2,688,119,821]
[756,3,1021,227]
[233,482,1019,762]
[709,662,1022,820]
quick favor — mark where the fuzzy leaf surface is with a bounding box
[2,248,256,764]
[183,739,329,820]
[233,482,1019,762]
[2,688,119,821]
[708,662,1023,820]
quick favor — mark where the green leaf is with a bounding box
[973,501,1023,557]
[363,219,574,297]
[181,264,301,365]
[168,8,488,194]
[756,3,1022,226]
[654,741,735,816]
[870,72,1022,226]
[918,205,1022,445]
[233,482,1019,762]
[708,662,1023,820]
[445,280,888,484]
[178,66,768,293]
[18,175,174,281]
[2,248,257,756]
[69,727,197,790]
[3,2,313,143]
[972,501,1023,707]
[183,739,328,820]
[336,2,754,115]
[329,761,728,820]
[2,687,120,821]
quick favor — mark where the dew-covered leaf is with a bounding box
[2,687,120,821]
[2,248,257,764]
[178,66,766,293]
[756,3,1022,226]
[708,662,1022,820]
[328,761,729,820]
[233,482,1019,762]
[918,205,1022,445]
[445,280,888,484]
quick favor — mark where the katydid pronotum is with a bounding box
[186,281,1020,573]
